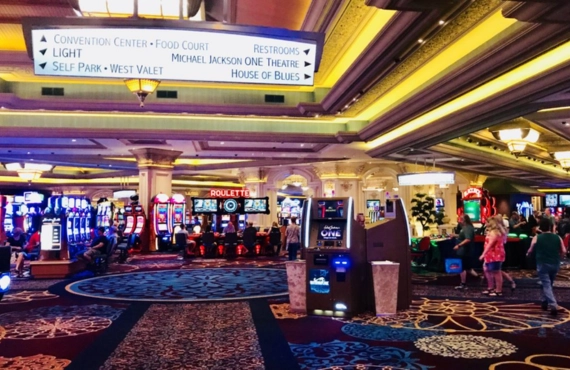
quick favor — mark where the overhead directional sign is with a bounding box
[31,28,318,86]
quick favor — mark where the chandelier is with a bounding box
[553,151,570,170]
[4,163,54,182]
[71,0,205,20]
[494,127,540,156]
[124,78,161,107]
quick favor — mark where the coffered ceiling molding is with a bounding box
[349,0,503,118]
[502,1,570,24]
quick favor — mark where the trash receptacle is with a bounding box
[285,260,306,314]
[371,261,400,316]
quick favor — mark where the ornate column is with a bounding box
[130,148,182,252]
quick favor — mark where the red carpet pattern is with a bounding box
[101,302,265,370]
[0,354,71,369]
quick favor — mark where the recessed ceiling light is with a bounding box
[300,144,305,147]
[27,152,30,154]
[71,139,76,142]
[418,39,424,43]
[109,164,112,167]
[220,142,225,145]
[439,20,445,25]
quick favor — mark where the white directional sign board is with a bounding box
[31,28,317,86]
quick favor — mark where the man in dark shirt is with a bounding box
[80,227,108,263]
[242,222,258,256]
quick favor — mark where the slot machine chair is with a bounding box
[174,233,195,259]
[224,233,238,259]
[91,237,117,274]
[0,246,10,300]
[268,231,282,256]
[118,234,138,264]
[201,232,217,258]
[242,231,258,257]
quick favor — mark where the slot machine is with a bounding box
[65,197,75,245]
[79,199,87,242]
[115,208,125,233]
[238,214,247,230]
[132,205,146,237]
[170,194,186,237]
[123,205,135,236]
[305,197,366,317]
[152,193,171,251]
[221,215,231,230]
[3,196,14,235]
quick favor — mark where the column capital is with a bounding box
[129,148,183,169]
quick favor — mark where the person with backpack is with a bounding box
[526,218,567,315]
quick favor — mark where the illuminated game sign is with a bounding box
[462,187,483,199]
[30,27,318,86]
[192,198,218,213]
[545,194,558,207]
[209,189,250,198]
[309,269,330,294]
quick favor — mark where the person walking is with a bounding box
[286,217,301,261]
[480,217,506,296]
[453,215,476,290]
[526,218,567,315]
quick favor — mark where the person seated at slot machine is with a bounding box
[223,221,236,234]
[176,224,196,256]
[14,229,40,278]
[78,227,108,264]
[242,222,258,256]
[5,228,28,278]
[107,226,119,256]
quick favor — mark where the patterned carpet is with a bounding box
[101,302,265,369]
[65,268,289,302]
[0,255,569,369]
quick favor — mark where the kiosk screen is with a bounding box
[464,200,481,222]
[317,200,344,218]
[309,269,330,294]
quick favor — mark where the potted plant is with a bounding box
[411,193,437,235]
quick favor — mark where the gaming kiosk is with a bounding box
[30,195,86,278]
[304,197,367,317]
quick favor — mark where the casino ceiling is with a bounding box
[1,0,570,189]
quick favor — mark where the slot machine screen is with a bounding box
[156,204,169,231]
[222,215,230,222]
[192,198,218,213]
[244,198,268,213]
[125,216,134,231]
[80,218,86,238]
[74,217,80,236]
[366,200,380,210]
[463,200,481,222]
[135,216,145,234]
[316,200,344,219]
[69,198,75,208]
[172,204,184,224]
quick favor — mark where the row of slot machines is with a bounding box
[2,192,46,236]
[151,193,186,250]
[40,195,93,255]
[123,204,146,238]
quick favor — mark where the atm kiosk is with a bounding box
[151,193,171,251]
[170,194,186,237]
[304,197,366,317]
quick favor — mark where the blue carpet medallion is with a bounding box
[65,268,288,302]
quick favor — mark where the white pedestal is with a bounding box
[285,260,306,314]
[371,261,400,316]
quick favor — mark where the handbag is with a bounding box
[445,258,463,274]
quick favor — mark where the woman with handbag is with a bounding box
[480,217,506,296]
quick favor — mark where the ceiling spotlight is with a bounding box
[71,139,77,142]
[220,142,225,145]
[563,122,569,126]
[439,20,445,25]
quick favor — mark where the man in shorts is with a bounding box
[79,227,108,263]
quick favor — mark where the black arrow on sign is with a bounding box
[39,48,47,55]
[39,62,47,69]
[304,61,311,67]
[40,35,46,42]
[303,49,310,55]
[304,74,311,80]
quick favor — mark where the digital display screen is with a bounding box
[309,269,330,294]
[435,198,445,207]
[74,218,80,235]
[172,204,184,224]
[134,216,145,234]
[125,215,134,230]
[69,198,75,208]
[559,195,570,206]
[157,204,168,231]
[546,194,558,207]
[366,200,380,210]
[317,200,344,218]
[41,224,61,250]
[464,200,481,222]
[317,222,344,241]
[192,198,218,213]
[244,198,268,213]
